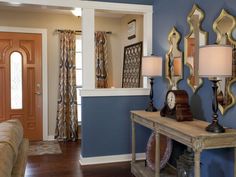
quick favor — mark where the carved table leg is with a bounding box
[155,133,160,177]
[194,151,201,177]
[131,119,136,163]
[234,147,236,177]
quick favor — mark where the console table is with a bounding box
[131,110,236,177]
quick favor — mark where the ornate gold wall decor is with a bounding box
[165,27,183,89]
[213,9,236,115]
[184,4,208,93]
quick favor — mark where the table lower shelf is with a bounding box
[131,161,176,177]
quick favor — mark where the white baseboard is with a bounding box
[79,153,146,166]
[45,135,55,141]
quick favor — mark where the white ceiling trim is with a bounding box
[0,0,152,13]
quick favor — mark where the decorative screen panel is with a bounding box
[122,42,143,88]
[10,52,23,109]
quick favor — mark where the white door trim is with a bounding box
[0,26,49,140]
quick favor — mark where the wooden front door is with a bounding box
[0,32,42,140]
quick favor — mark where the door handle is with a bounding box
[35,84,41,95]
[34,92,41,95]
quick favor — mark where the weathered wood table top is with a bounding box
[130,110,236,177]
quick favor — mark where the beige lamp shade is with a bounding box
[199,45,232,77]
[142,56,162,77]
[173,57,182,76]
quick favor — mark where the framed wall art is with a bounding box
[122,41,143,88]
[128,19,136,40]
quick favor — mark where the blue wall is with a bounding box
[81,0,153,159]
[80,0,153,163]
[85,0,153,5]
[81,96,151,157]
[153,0,236,177]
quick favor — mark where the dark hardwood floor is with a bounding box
[25,141,135,177]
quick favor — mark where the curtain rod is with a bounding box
[56,29,112,34]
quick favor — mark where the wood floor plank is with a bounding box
[25,141,135,177]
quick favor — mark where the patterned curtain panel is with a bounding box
[95,31,108,88]
[55,30,78,141]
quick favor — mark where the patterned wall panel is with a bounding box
[122,42,143,88]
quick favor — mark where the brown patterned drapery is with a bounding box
[95,31,108,88]
[55,30,78,141]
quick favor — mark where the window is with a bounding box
[76,35,82,123]
[10,52,23,109]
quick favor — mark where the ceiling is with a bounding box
[0,2,127,18]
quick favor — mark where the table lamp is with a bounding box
[142,56,162,112]
[199,45,232,133]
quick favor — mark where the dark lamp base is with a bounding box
[145,102,157,112]
[146,77,157,112]
[206,79,225,133]
[206,121,225,133]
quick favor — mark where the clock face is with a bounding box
[167,91,176,110]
